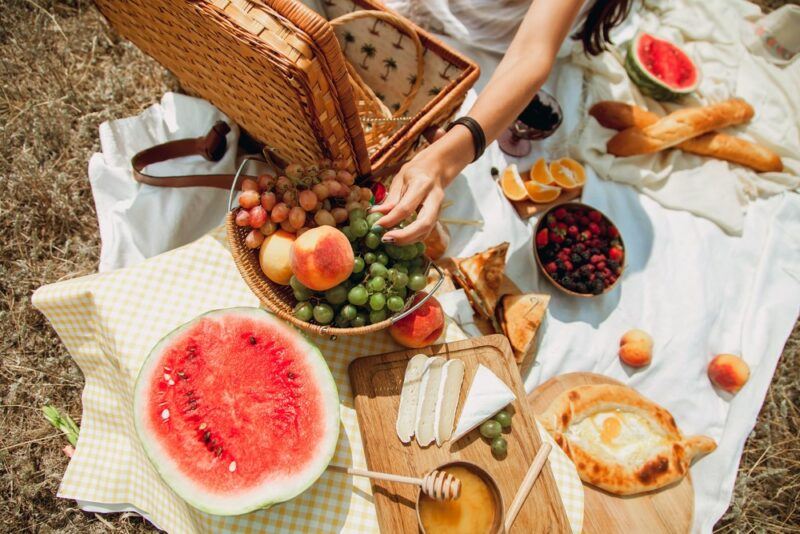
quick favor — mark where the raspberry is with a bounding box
[590,254,605,264]
[608,226,620,238]
[568,225,579,237]
[588,222,601,235]
[564,260,574,272]
[588,210,602,223]
[536,228,549,247]
[551,233,564,244]
[554,207,568,220]
[546,262,558,274]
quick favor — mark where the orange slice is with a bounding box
[499,164,528,202]
[549,158,586,190]
[524,181,562,203]
[530,157,554,185]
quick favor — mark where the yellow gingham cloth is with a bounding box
[32,227,583,533]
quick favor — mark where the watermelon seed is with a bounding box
[288,372,296,379]
[168,379,175,386]
[215,447,223,457]
[163,373,172,381]
[161,409,170,420]
[199,422,207,430]
[229,461,237,472]
[177,371,187,379]
[248,335,257,345]
[203,431,211,443]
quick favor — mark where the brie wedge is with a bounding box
[415,357,445,447]
[395,354,430,443]
[452,364,516,441]
[434,359,466,446]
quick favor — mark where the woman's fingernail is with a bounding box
[381,235,395,243]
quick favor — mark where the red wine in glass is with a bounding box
[498,89,563,157]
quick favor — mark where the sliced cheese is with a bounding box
[452,364,516,442]
[395,354,430,443]
[434,359,466,446]
[415,357,445,447]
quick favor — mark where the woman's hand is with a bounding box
[371,125,474,244]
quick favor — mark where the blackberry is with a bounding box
[580,250,591,261]
[592,280,604,294]
[571,253,582,264]
[576,282,588,293]
[608,260,619,271]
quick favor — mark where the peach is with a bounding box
[290,226,354,291]
[708,354,749,394]
[388,292,445,348]
[619,329,653,368]
[258,230,296,285]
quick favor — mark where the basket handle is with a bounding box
[329,10,424,117]
[390,262,445,324]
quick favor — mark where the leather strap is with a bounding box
[131,121,244,189]
[129,120,437,189]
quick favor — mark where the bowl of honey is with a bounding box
[416,461,504,534]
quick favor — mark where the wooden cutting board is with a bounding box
[512,187,582,219]
[528,372,694,534]
[349,335,570,533]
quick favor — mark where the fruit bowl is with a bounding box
[225,158,443,338]
[533,202,625,297]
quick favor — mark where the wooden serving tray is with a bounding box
[512,187,582,219]
[349,335,570,533]
[528,372,694,534]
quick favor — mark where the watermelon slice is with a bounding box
[625,32,699,102]
[133,307,339,515]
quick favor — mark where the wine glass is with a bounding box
[498,89,563,157]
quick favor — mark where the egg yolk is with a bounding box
[600,416,621,444]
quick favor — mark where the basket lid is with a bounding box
[94,0,371,175]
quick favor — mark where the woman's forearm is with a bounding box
[439,0,585,158]
[373,0,586,243]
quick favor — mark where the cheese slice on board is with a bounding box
[395,354,430,443]
[434,359,466,446]
[452,364,516,441]
[415,357,445,447]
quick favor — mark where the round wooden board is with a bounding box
[528,372,694,534]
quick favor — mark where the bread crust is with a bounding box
[497,293,549,363]
[591,100,782,172]
[540,384,716,495]
[452,242,509,319]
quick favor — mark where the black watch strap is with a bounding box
[445,116,486,163]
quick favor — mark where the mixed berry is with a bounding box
[535,204,624,295]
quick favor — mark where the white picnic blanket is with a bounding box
[85,1,800,533]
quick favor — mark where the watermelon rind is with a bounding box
[624,32,699,102]
[133,307,340,516]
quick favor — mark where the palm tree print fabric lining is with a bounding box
[324,0,464,117]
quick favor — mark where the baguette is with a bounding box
[591,101,782,172]
[607,99,754,156]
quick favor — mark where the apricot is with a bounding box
[290,226,354,291]
[708,354,749,394]
[620,329,653,349]
[619,342,652,367]
[388,292,445,348]
[259,230,296,285]
[619,329,653,368]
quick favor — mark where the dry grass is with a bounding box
[0,1,797,532]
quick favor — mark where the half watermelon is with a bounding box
[133,307,339,515]
[625,32,700,101]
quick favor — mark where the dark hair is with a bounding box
[572,0,633,56]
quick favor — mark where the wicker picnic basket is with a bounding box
[95,0,478,336]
